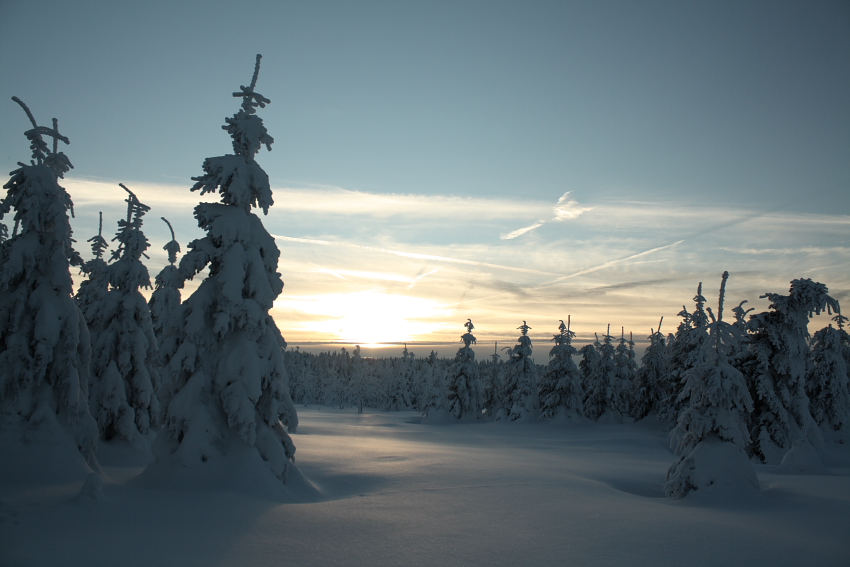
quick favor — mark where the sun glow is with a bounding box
[275,291,450,347]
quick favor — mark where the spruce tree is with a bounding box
[666,272,757,498]
[87,185,161,441]
[148,218,183,410]
[806,315,850,432]
[0,97,98,469]
[145,56,299,487]
[613,327,636,416]
[633,318,667,421]
[75,211,110,324]
[742,278,839,462]
[538,318,584,421]
[502,321,539,421]
[445,319,482,419]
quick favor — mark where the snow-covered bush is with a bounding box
[144,56,299,491]
[0,98,98,472]
[538,318,583,421]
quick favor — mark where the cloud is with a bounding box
[500,191,592,239]
[272,234,558,276]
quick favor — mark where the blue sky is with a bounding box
[1,0,848,356]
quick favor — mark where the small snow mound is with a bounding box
[666,438,760,502]
[74,473,106,502]
[776,440,828,475]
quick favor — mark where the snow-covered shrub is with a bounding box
[0,98,98,471]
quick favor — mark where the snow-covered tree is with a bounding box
[806,315,850,432]
[444,319,482,419]
[480,343,504,418]
[613,327,636,416]
[659,284,711,421]
[666,272,757,498]
[501,321,539,421]
[87,184,161,441]
[0,98,98,469]
[583,327,620,421]
[421,350,449,417]
[148,217,184,410]
[145,56,299,488]
[538,318,583,421]
[347,345,372,413]
[75,211,110,325]
[742,278,839,462]
[632,318,667,420]
[149,218,182,339]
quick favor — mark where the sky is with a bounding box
[1,0,848,357]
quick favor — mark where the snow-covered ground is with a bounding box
[2,407,849,567]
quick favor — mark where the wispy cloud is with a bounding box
[272,234,558,276]
[500,191,592,240]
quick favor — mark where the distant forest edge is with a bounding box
[2,56,847,499]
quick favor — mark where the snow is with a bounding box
[2,407,849,566]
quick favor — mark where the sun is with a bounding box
[276,290,448,346]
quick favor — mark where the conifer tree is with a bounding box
[613,327,636,416]
[660,284,711,421]
[87,184,161,441]
[481,342,504,418]
[147,56,299,486]
[665,272,757,498]
[583,326,620,421]
[805,314,850,432]
[445,319,482,419]
[502,321,539,421]
[75,211,110,324]
[632,318,667,420]
[0,97,98,466]
[149,218,183,410]
[742,278,839,462]
[348,345,370,413]
[538,318,584,421]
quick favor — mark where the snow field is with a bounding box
[2,407,849,567]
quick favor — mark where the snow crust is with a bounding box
[2,407,849,567]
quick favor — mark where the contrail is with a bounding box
[272,235,558,276]
[539,240,686,286]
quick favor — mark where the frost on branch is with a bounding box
[143,56,300,493]
[0,98,98,473]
